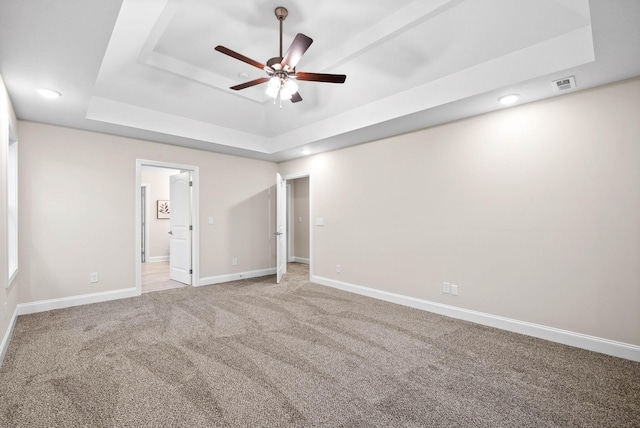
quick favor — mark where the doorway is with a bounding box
[287,177,310,264]
[140,166,184,293]
[136,160,200,294]
[278,172,311,283]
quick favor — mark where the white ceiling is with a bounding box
[1,0,639,162]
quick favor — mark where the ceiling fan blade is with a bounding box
[290,92,303,103]
[215,45,270,71]
[295,72,347,84]
[230,77,269,91]
[281,33,313,69]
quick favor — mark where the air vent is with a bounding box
[551,76,577,93]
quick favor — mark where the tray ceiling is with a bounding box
[1,0,639,161]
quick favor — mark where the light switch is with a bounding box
[208,216,214,225]
[316,217,324,226]
[298,217,302,223]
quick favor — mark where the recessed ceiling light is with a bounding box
[301,149,311,155]
[238,72,249,79]
[498,94,520,105]
[37,88,62,99]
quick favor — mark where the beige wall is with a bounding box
[279,78,640,346]
[141,166,180,261]
[0,75,20,353]
[18,122,277,303]
[291,177,310,260]
[6,76,640,351]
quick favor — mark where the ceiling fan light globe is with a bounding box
[266,76,281,98]
[280,90,292,101]
[266,86,279,98]
[282,79,298,96]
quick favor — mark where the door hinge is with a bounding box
[189,269,193,274]
[189,225,193,231]
[190,181,193,187]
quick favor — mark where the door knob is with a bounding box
[274,232,283,236]
[168,231,173,235]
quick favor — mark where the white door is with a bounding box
[170,171,191,284]
[276,173,287,283]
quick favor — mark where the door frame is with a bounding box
[140,183,150,264]
[280,171,312,278]
[135,159,200,294]
[276,173,286,283]
[286,182,294,263]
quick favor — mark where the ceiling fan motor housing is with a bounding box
[267,57,284,71]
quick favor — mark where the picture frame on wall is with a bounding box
[157,200,170,219]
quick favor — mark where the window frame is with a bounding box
[6,123,18,286]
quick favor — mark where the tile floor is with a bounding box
[141,261,188,293]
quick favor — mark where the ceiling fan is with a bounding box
[214,6,346,105]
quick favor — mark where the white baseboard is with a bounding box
[291,257,310,264]
[147,256,169,263]
[311,275,640,362]
[16,287,140,316]
[198,268,276,286]
[0,306,19,367]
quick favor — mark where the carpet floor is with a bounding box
[1,263,638,427]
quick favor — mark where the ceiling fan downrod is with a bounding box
[274,7,288,59]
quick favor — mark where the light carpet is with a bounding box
[1,263,638,427]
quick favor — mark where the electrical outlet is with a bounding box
[442,282,451,294]
[336,264,341,273]
[451,284,458,296]
[232,258,238,266]
[90,272,99,283]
